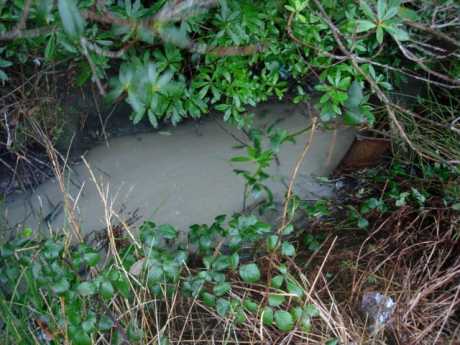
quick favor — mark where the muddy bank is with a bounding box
[2,102,355,238]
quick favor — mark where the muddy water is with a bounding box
[2,102,355,237]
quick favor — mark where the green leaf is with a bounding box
[377,0,386,20]
[281,242,296,257]
[267,235,279,251]
[83,252,100,267]
[358,217,369,229]
[229,253,239,270]
[98,315,114,331]
[376,26,384,44]
[271,275,284,289]
[360,1,376,20]
[157,224,177,239]
[239,263,261,283]
[216,298,231,317]
[82,313,96,333]
[282,224,294,236]
[148,110,158,128]
[201,292,216,307]
[243,298,258,313]
[213,282,231,297]
[274,310,294,332]
[345,81,364,108]
[326,339,339,345]
[383,6,399,20]
[72,330,91,345]
[286,279,304,298]
[356,20,376,33]
[100,280,114,299]
[44,35,56,61]
[452,203,460,211]
[58,0,86,38]
[344,109,366,126]
[290,306,303,321]
[77,281,96,296]
[304,303,320,317]
[268,294,285,307]
[384,25,409,41]
[52,278,70,294]
[262,307,274,326]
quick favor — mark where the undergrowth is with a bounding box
[1,153,459,344]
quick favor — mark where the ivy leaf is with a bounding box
[216,298,231,317]
[201,292,216,307]
[77,281,96,296]
[286,279,304,298]
[356,20,376,33]
[100,280,115,299]
[243,298,258,313]
[268,294,285,307]
[213,282,231,297]
[262,307,274,326]
[58,0,86,38]
[157,224,177,239]
[267,235,279,251]
[274,310,294,332]
[71,330,91,345]
[281,242,296,257]
[239,263,261,283]
[271,275,284,289]
[98,315,114,331]
[52,278,70,294]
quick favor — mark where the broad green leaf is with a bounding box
[100,280,114,299]
[213,282,231,296]
[52,278,70,294]
[271,275,284,289]
[262,306,274,326]
[274,310,294,332]
[356,20,376,33]
[72,330,91,345]
[377,0,386,20]
[98,315,114,331]
[281,241,296,257]
[304,303,320,317]
[201,292,216,307]
[286,279,304,298]
[345,81,364,108]
[77,281,96,296]
[282,224,294,235]
[268,294,285,307]
[383,6,399,20]
[384,25,409,41]
[243,298,258,313]
[239,263,261,283]
[216,298,231,317]
[157,224,177,239]
[58,0,86,38]
[344,109,366,126]
[83,252,100,267]
[267,235,279,251]
[360,1,376,20]
[398,6,419,21]
[452,203,460,211]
